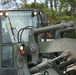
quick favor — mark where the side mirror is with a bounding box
[41,13,48,24]
[32,10,48,26]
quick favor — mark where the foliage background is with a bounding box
[0,0,75,38]
[19,0,76,24]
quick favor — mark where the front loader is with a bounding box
[0,10,76,75]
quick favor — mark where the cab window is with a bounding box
[1,16,12,43]
[1,46,14,68]
[1,11,38,43]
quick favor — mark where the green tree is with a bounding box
[20,1,76,24]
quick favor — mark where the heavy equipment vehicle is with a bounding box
[0,9,76,75]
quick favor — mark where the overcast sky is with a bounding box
[27,0,44,4]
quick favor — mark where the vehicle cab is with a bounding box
[0,9,42,75]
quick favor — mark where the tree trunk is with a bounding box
[50,0,53,8]
[54,0,57,11]
[45,0,48,8]
[21,0,26,5]
[34,0,36,3]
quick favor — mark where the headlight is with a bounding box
[5,12,9,16]
[0,11,9,17]
[0,12,3,16]
[34,11,37,16]
[20,46,24,50]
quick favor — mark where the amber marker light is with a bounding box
[20,45,25,55]
[20,50,25,55]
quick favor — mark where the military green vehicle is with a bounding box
[0,9,76,75]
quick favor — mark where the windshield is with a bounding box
[1,10,38,43]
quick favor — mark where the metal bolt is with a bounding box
[30,43,36,52]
